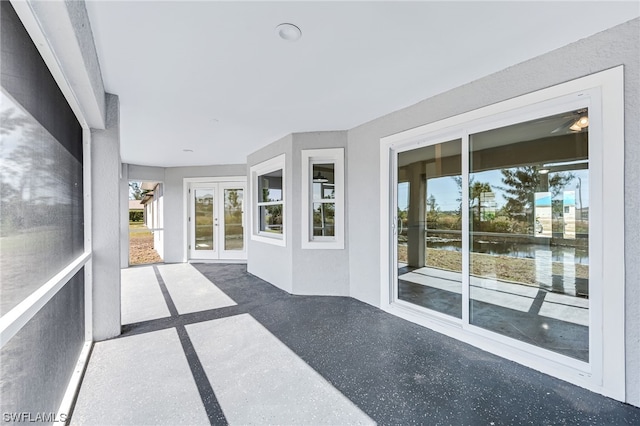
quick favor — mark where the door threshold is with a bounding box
[187,259,247,264]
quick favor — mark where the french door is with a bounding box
[188,181,246,260]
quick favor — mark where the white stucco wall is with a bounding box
[127,164,246,264]
[163,164,246,263]
[247,135,294,293]
[346,18,640,405]
[119,164,129,268]
[290,132,350,296]
[91,93,121,341]
[127,164,166,183]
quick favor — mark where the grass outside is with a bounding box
[129,221,162,265]
[398,245,588,287]
[0,227,76,314]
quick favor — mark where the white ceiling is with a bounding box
[85,1,639,167]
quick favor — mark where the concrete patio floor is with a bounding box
[70,263,640,425]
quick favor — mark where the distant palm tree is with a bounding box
[499,166,574,217]
[470,181,492,222]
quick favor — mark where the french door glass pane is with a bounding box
[194,189,214,251]
[397,139,462,318]
[224,189,244,251]
[469,109,589,361]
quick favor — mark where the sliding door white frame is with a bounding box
[379,67,625,400]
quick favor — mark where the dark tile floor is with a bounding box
[178,263,640,425]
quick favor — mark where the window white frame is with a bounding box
[380,67,625,400]
[250,154,286,247]
[301,148,345,249]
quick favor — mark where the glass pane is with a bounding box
[258,170,283,202]
[194,189,214,250]
[312,202,335,237]
[224,189,244,251]
[397,139,462,318]
[469,109,589,361]
[259,205,283,234]
[312,163,335,200]
[311,163,335,240]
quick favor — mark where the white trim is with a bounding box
[0,253,91,348]
[188,182,219,260]
[301,148,345,250]
[83,128,93,342]
[218,181,248,260]
[9,0,91,129]
[389,129,465,310]
[187,259,247,265]
[380,145,393,306]
[184,176,247,183]
[380,66,625,400]
[598,67,625,398]
[54,341,92,425]
[250,154,286,247]
[461,132,471,326]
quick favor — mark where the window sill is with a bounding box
[252,233,286,247]
[301,240,344,250]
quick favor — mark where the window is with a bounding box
[301,149,344,249]
[250,154,285,246]
[257,170,283,234]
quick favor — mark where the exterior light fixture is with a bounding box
[276,23,302,41]
[539,168,550,175]
[570,115,589,131]
[313,171,328,183]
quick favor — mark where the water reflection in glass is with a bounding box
[469,109,589,361]
[312,163,335,238]
[194,189,214,251]
[224,189,243,251]
[257,170,283,234]
[397,139,462,318]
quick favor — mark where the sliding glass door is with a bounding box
[394,107,590,362]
